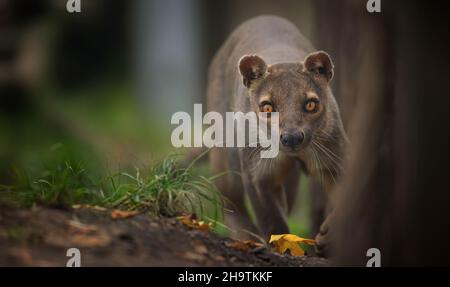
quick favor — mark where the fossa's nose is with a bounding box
[280,131,304,148]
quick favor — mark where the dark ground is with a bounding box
[0,206,329,267]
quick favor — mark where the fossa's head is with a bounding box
[238,51,338,156]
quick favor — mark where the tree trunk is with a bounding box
[312,0,450,266]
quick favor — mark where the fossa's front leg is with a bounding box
[314,177,337,257]
[239,150,295,240]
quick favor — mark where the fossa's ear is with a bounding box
[238,55,267,88]
[303,51,334,82]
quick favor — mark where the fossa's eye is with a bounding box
[304,99,319,113]
[260,102,274,113]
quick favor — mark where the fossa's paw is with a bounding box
[315,220,332,257]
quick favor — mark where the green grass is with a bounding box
[0,149,225,223]
[0,146,313,240]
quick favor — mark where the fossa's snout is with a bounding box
[280,131,304,149]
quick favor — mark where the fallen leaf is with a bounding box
[243,240,265,249]
[226,240,250,251]
[269,234,316,257]
[111,209,139,219]
[177,214,212,232]
[196,221,211,231]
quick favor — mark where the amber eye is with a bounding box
[304,99,318,113]
[260,103,274,113]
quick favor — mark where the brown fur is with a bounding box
[206,15,347,243]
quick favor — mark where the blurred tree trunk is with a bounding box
[312,0,450,266]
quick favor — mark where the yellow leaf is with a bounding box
[177,214,212,232]
[269,234,316,257]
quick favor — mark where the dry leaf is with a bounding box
[226,240,250,251]
[195,221,211,231]
[111,209,139,219]
[243,240,264,249]
[269,234,316,257]
[177,214,212,232]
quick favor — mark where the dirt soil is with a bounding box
[0,206,329,267]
